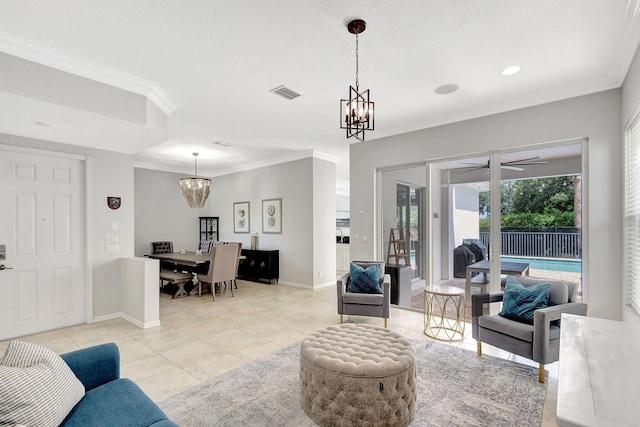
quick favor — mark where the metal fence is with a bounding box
[479,231,581,259]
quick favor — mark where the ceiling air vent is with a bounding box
[213,141,232,147]
[270,85,301,100]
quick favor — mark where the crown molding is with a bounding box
[134,149,340,177]
[611,0,640,83]
[0,31,177,115]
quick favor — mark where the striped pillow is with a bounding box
[0,341,85,427]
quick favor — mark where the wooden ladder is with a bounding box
[386,228,410,265]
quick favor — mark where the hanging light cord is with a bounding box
[193,152,199,177]
[355,30,360,91]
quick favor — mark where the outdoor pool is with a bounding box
[500,256,582,273]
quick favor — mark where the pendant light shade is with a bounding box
[180,152,211,208]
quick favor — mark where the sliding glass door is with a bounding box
[396,183,423,279]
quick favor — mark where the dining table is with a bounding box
[147,251,245,297]
[147,251,209,267]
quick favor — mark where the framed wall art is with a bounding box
[233,201,250,233]
[262,198,282,234]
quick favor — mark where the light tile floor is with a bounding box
[0,280,560,426]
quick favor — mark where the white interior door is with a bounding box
[0,150,86,340]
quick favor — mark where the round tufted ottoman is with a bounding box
[300,323,416,427]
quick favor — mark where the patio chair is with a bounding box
[472,275,587,383]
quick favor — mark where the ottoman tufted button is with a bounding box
[300,323,416,427]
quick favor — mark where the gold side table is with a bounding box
[424,285,465,341]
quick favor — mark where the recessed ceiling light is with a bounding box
[500,65,521,76]
[434,84,459,95]
[35,121,52,127]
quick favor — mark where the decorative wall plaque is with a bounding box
[107,196,121,210]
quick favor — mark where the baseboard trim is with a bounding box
[93,312,161,329]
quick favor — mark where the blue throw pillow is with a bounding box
[499,277,551,324]
[348,263,383,294]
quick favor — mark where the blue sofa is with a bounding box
[59,343,177,427]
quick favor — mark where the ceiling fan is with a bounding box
[457,156,547,174]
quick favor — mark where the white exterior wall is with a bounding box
[452,184,481,247]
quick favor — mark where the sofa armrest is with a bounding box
[471,292,505,339]
[382,274,391,317]
[533,302,587,363]
[336,272,350,314]
[471,292,504,317]
[60,343,120,392]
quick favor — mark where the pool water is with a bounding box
[500,256,582,273]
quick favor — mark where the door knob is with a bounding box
[0,264,13,270]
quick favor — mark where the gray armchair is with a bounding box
[472,276,587,383]
[337,261,391,328]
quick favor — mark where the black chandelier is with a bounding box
[340,19,374,142]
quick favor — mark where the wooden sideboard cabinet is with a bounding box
[238,249,279,284]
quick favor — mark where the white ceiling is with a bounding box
[0,0,639,195]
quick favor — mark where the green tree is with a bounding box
[511,177,574,214]
[478,176,577,228]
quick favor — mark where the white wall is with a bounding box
[351,89,622,320]
[120,257,160,328]
[313,158,337,286]
[0,133,135,319]
[622,44,640,324]
[336,194,350,211]
[134,168,213,256]
[204,156,336,288]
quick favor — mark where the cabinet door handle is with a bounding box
[0,264,13,270]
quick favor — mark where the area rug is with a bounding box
[159,339,546,427]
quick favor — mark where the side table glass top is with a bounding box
[425,284,465,296]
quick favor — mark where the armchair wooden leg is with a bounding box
[477,341,482,356]
[384,318,388,328]
[340,314,343,324]
[539,364,545,383]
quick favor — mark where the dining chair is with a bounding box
[150,241,173,254]
[150,241,179,288]
[197,244,239,300]
[222,241,243,291]
[197,240,214,254]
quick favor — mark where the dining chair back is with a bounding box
[222,241,243,290]
[198,240,214,254]
[198,244,239,300]
[150,241,173,254]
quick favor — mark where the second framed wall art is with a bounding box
[262,198,282,234]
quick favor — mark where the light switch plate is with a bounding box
[105,235,119,244]
[105,244,119,253]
